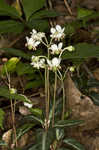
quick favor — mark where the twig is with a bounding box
[83,63,94,78]
[64,0,73,15]
[7,34,24,48]
[47,0,56,27]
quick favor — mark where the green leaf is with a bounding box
[77,7,94,19]
[24,115,44,125]
[56,128,64,141]
[0,109,5,130]
[16,62,35,76]
[0,87,31,103]
[25,80,44,90]
[16,123,35,141]
[64,23,76,35]
[28,143,41,150]
[54,120,84,128]
[63,138,85,150]
[62,43,99,60]
[0,20,24,34]
[1,57,20,75]
[36,128,55,150]
[57,148,70,150]
[28,19,49,32]
[22,0,45,20]
[87,78,99,88]
[0,48,31,60]
[89,91,99,105]
[0,0,21,18]
[30,108,42,117]
[30,10,62,19]
[42,131,47,150]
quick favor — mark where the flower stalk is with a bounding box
[52,71,57,127]
[25,24,75,130]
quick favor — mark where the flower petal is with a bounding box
[56,25,61,31]
[58,42,63,49]
[51,44,58,50]
[52,57,61,66]
[32,29,37,34]
[50,28,56,34]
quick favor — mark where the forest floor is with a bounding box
[0,0,99,150]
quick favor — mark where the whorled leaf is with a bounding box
[57,148,71,150]
[63,138,85,150]
[0,109,5,130]
[54,120,84,128]
[16,123,35,141]
[89,91,99,106]
[23,114,44,125]
[87,78,99,88]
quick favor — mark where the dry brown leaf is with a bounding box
[65,73,99,150]
[2,129,12,150]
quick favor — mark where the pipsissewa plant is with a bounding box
[22,25,85,150]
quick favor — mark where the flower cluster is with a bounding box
[25,25,75,71]
[26,29,45,50]
[31,56,45,69]
[49,42,63,55]
[47,57,61,71]
[50,25,65,40]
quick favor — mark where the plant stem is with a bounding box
[45,67,49,130]
[61,79,65,120]
[52,72,57,127]
[47,69,50,121]
[10,98,18,147]
[5,67,17,147]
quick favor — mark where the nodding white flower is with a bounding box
[9,88,17,94]
[49,42,63,55]
[31,56,45,69]
[31,55,39,62]
[65,46,75,52]
[50,25,65,40]
[47,57,61,71]
[24,102,33,108]
[26,37,40,50]
[31,29,45,41]
[69,66,75,72]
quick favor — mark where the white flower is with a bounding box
[9,88,17,94]
[65,46,75,52]
[50,25,65,40]
[31,29,45,41]
[69,66,75,72]
[49,42,63,54]
[31,56,45,69]
[24,102,33,108]
[47,57,61,71]
[26,37,40,50]
[31,56,39,62]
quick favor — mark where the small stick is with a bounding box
[83,63,94,78]
[64,0,73,15]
